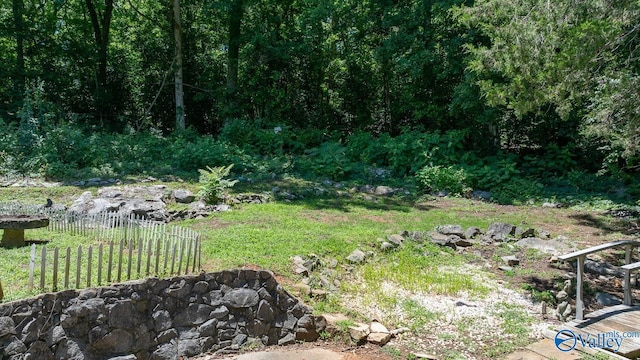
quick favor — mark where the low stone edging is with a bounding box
[0,270,325,360]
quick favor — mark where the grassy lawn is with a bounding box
[0,181,635,359]
[188,197,498,272]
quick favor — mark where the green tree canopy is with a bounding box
[458,0,640,164]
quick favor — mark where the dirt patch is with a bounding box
[190,218,233,230]
[428,198,637,247]
[301,212,351,224]
[196,339,394,360]
[361,214,393,223]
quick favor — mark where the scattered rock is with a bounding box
[556,301,573,322]
[425,231,457,250]
[606,209,640,218]
[346,249,367,264]
[542,202,563,208]
[278,333,296,346]
[498,265,514,272]
[584,259,623,277]
[470,190,492,201]
[514,227,535,238]
[435,191,448,197]
[387,234,405,246]
[390,327,410,336]
[465,227,482,240]
[374,186,395,196]
[501,255,520,266]
[455,301,476,307]
[348,323,370,343]
[486,222,516,240]
[435,225,465,238]
[321,314,350,337]
[380,242,396,251]
[514,237,574,255]
[369,321,388,334]
[595,292,622,306]
[408,231,424,241]
[367,332,391,346]
[292,265,309,277]
[325,258,338,269]
[538,229,551,238]
[172,189,195,204]
[555,290,568,302]
[451,237,474,247]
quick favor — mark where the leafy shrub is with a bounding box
[197,164,239,204]
[344,129,471,177]
[489,177,544,204]
[416,165,471,195]
[463,154,520,190]
[295,141,361,180]
[521,143,578,178]
[219,118,286,155]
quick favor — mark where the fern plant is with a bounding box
[197,164,238,204]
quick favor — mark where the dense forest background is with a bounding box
[0,0,639,202]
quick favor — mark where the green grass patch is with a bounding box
[360,242,489,296]
[0,229,98,301]
[400,299,440,333]
[483,302,534,357]
[191,197,498,275]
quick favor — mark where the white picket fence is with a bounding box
[0,201,202,292]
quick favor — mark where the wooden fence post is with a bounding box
[28,244,36,291]
[87,246,92,288]
[53,247,59,292]
[108,241,114,283]
[117,240,124,282]
[64,247,71,289]
[576,255,585,321]
[13,204,201,291]
[40,246,46,290]
[624,244,633,305]
[98,243,103,286]
[76,246,82,288]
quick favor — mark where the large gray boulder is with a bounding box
[514,237,575,255]
[68,186,168,221]
[486,222,516,242]
[172,190,195,204]
[435,225,465,238]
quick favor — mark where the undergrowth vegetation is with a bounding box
[1,103,639,207]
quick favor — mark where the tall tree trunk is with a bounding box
[226,0,243,117]
[12,0,25,99]
[85,0,114,127]
[173,0,185,131]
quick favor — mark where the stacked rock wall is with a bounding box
[0,270,325,360]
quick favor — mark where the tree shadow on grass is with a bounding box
[295,196,424,213]
[568,213,639,236]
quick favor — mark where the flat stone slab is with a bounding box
[0,215,49,248]
[0,215,49,229]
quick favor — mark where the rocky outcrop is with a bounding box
[68,186,169,221]
[67,186,271,223]
[379,223,576,258]
[0,270,324,360]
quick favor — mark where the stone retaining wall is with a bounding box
[0,270,325,360]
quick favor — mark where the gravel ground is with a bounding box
[344,264,555,359]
